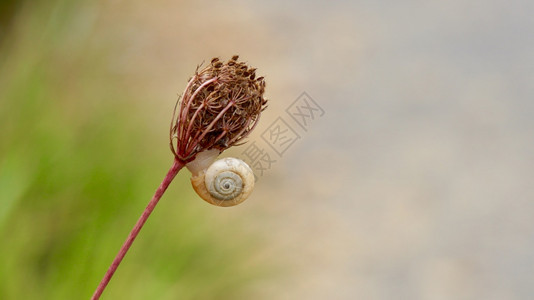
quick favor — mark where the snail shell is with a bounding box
[188,155,255,207]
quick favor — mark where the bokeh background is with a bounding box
[1,0,534,299]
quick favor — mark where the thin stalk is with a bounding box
[91,158,185,300]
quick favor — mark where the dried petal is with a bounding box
[170,56,267,162]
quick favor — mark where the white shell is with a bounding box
[190,157,254,207]
[185,149,220,176]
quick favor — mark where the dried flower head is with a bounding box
[170,56,267,162]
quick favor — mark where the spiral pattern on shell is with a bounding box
[189,157,255,207]
[209,171,243,200]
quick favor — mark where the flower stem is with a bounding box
[91,158,185,300]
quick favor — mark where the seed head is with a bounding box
[170,56,267,162]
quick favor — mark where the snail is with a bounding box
[186,149,255,207]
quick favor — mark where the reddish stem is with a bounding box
[91,158,185,300]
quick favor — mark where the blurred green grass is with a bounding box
[0,1,266,299]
